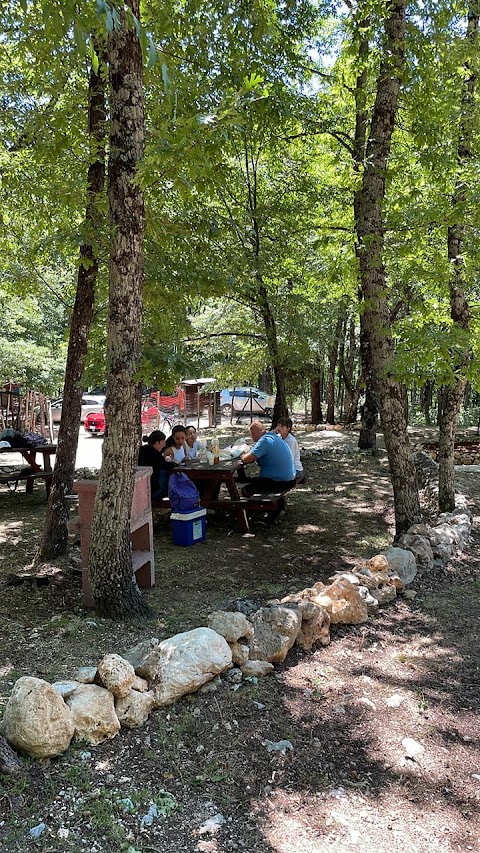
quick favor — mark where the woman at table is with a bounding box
[185,425,200,460]
[276,417,303,475]
[138,430,175,499]
[163,424,187,463]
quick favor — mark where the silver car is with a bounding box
[220,387,274,417]
[50,395,106,424]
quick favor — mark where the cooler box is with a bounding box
[170,508,207,546]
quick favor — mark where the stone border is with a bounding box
[0,450,473,760]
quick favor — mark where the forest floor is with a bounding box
[0,426,479,853]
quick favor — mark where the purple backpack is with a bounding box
[168,472,200,512]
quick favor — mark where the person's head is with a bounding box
[249,420,265,443]
[143,430,166,452]
[185,425,197,447]
[276,417,293,439]
[168,424,186,449]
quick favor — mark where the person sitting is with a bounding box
[185,424,200,460]
[138,430,175,499]
[240,420,296,511]
[163,424,187,463]
[276,416,303,474]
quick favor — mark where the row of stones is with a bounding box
[0,452,472,761]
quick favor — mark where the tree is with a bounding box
[354,0,422,535]
[88,0,153,619]
[38,42,107,561]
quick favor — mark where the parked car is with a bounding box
[84,401,160,436]
[50,394,106,424]
[220,387,274,417]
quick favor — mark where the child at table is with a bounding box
[163,424,187,463]
[185,425,200,460]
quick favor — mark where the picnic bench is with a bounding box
[152,464,305,533]
[0,444,57,497]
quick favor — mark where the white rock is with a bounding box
[122,638,161,681]
[115,690,155,728]
[2,676,74,759]
[152,627,232,707]
[402,737,425,761]
[385,694,404,708]
[396,534,434,570]
[73,666,97,684]
[52,680,80,699]
[241,660,274,677]
[97,653,136,699]
[248,605,302,663]
[65,683,120,746]
[382,546,417,585]
[207,610,253,642]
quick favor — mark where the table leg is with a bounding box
[225,476,250,534]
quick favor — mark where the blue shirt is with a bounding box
[251,431,295,481]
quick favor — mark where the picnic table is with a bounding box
[153,457,301,534]
[0,443,56,497]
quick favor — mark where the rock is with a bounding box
[97,653,136,699]
[207,610,253,642]
[389,575,405,593]
[199,814,226,835]
[65,683,120,746]
[223,667,243,684]
[382,546,418,585]
[132,675,149,692]
[396,534,434,570]
[322,578,368,625]
[241,660,274,677]
[296,604,331,651]
[248,605,302,663]
[264,739,294,754]
[73,666,97,684]
[357,585,379,612]
[122,638,161,681]
[402,737,425,761]
[229,641,249,667]
[371,585,397,606]
[386,694,404,708]
[52,680,80,699]
[30,822,47,839]
[2,676,74,759]
[115,690,155,728]
[327,571,360,585]
[367,555,389,573]
[152,627,232,707]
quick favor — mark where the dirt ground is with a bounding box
[0,427,479,853]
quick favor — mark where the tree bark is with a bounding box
[310,377,322,424]
[326,314,343,423]
[437,3,477,512]
[38,47,106,560]
[88,0,152,619]
[354,0,422,535]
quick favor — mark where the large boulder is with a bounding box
[207,610,253,643]
[65,684,120,746]
[248,605,302,663]
[382,546,418,585]
[396,534,434,570]
[2,677,74,759]
[321,578,368,625]
[97,654,136,699]
[115,690,155,728]
[152,627,232,707]
[297,603,331,650]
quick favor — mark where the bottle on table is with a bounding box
[212,438,220,464]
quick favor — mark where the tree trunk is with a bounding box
[310,377,322,424]
[38,48,106,561]
[354,0,422,535]
[437,2,477,512]
[326,314,343,423]
[88,0,152,619]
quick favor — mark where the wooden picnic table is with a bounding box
[181,457,250,533]
[0,443,56,497]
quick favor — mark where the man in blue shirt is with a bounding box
[240,421,296,512]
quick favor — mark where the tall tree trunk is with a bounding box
[88,0,152,619]
[355,0,422,536]
[351,9,379,451]
[326,314,343,423]
[310,376,322,424]
[438,3,477,512]
[38,49,106,561]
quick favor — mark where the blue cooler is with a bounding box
[170,508,207,546]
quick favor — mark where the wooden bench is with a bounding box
[153,477,305,519]
[0,467,53,496]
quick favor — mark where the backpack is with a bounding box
[168,471,200,512]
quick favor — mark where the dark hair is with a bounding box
[165,424,186,448]
[143,430,166,445]
[186,424,197,432]
[277,417,293,432]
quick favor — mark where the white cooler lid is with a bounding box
[170,508,207,521]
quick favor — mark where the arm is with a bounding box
[240,450,257,465]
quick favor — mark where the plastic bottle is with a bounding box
[212,438,220,464]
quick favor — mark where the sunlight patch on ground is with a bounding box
[295,524,322,534]
[0,520,24,545]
